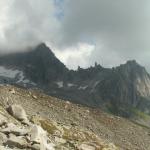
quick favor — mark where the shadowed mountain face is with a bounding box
[0,43,68,84]
[0,43,150,118]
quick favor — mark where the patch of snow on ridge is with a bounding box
[67,83,75,87]
[94,81,100,87]
[16,72,36,85]
[23,79,31,84]
[90,81,101,93]
[0,66,21,78]
[0,66,36,86]
[16,71,25,82]
[78,85,88,90]
[56,81,63,88]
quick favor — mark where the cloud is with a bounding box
[0,0,150,71]
[56,0,150,70]
[0,0,60,53]
[54,42,95,69]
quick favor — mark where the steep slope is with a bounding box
[0,85,150,150]
[0,89,118,150]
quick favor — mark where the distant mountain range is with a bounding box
[0,43,150,121]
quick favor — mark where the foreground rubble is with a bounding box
[0,85,150,150]
[0,104,118,150]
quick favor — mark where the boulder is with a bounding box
[29,125,47,143]
[0,114,7,126]
[3,134,28,149]
[7,105,29,124]
[0,146,19,150]
[9,88,16,94]
[0,123,29,136]
[78,143,96,150]
[29,125,55,150]
[30,144,41,150]
[0,132,7,145]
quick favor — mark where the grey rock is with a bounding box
[7,105,29,123]
[29,125,55,150]
[78,143,96,150]
[0,123,29,136]
[0,146,19,150]
[0,114,7,126]
[0,132,7,144]
[3,134,28,149]
[30,144,40,150]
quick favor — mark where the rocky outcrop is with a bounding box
[0,104,118,150]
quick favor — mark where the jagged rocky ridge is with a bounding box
[0,43,150,119]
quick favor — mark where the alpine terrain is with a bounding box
[0,43,149,149]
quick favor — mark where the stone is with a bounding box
[3,134,28,149]
[45,143,55,150]
[7,105,29,123]
[29,125,47,143]
[29,125,55,150]
[0,114,7,126]
[32,95,37,99]
[78,143,96,150]
[0,132,7,144]
[54,137,66,144]
[30,144,40,150]
[0,123,29,136]
[0,146,19,150]
[9,88,16,94]
[102,143,118,150]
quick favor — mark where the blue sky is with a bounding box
[54,0,64,20]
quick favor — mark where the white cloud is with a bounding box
[0,0,60,53]
[54,43,95,69]
[59,0,150,71]
[0,0,150,71]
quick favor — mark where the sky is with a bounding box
[0,0,150,71]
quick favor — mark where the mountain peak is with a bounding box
[121,60,141,67]
[37,42,47,48]
[117,60,146,74]
[32,43,54,57]
[126,60,138,65]
[36,43,51,51]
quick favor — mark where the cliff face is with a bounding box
[116,60,150,101]
[94,60,150,116]
[0,44,150,118]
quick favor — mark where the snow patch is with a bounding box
[78,85,88,90]
[56,81,63,88]
[0,66,36,86]
[0,66,21,78]
[16,71,25,82]
[94,81,100,87]
[67,83,75,87]
[90,81,100,93]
